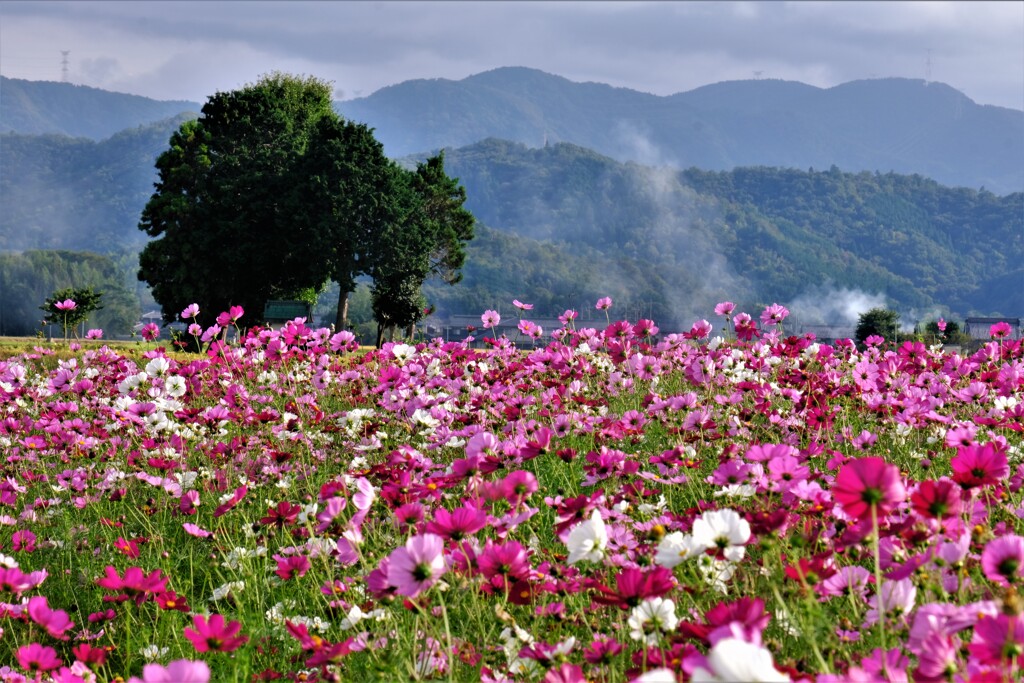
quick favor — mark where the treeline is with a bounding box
[0,250,140,336]
[2,130,1022,336]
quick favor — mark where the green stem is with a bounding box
[870,502,888,654]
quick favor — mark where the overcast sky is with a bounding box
[2,1,1022,110]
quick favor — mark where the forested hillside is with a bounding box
[0,76,198,139]
[0,114,192,252]
[2,129,1020,333]
[421,139,1022,323]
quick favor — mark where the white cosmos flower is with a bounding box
[697,554,737,594]
[627,597,679,645]
[566,509,607,564]
[632,670,676,683]
[391,343,415,364]
[655,531,704,568]
[690,509,751,562]
[164,375,187,398]
[690,638,790,682]
[145,357,170,377]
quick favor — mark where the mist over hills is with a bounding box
[1,69,1021,333]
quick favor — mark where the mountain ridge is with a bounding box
[5,67,1021,194]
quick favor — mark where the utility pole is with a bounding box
[60,50,70,82]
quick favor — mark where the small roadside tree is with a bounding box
[855,307,900,345]
[41,286,103,339]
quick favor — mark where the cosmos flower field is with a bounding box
[0,302,1022,682]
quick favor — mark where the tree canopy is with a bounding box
[856,307,901,345]
[137,72,473,339]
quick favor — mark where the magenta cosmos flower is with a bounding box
[386,533,447,597]
[833,456,906,521]
[16,642,62,672]
[981,535,1024,587]
[989,321,1012,339]
[951,442,1009,489]
[183,613,249,652]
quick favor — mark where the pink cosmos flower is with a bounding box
[140,322,160,341]
[951,442,1009,488]
[26,596,75,639]
[760,303,789,326]
[127,659,211,683]
[733,312,760,341]
[542,664,587,683]
[54,299,77,311]
[183,613,249,653]
[213,485,248,517]
[180,303,200,319]
[95,565,168,605]
[512,299,533,311]
[85,328,103,339]
[386,533,446,597]
[969,613,1024,668]
[329,329,357,352]
[518,320,543,338]
[595,297,613,311]
[910,478,963,520]
[182,522,212,538]
[914,631,961,681]
[481,310,501,328]
[980,534,1024,587]
[478,539,532,593]
[833,456,906,521]
[500,470,539,506]
[16,642,62,672]
[0,566,46,595]
[559,309,579,325]
[425,504,488,541]
[936,317,947,332]
[714,301,735,317]
[689,319,713,340]
[274,554,311,581]
[990,321,1012,339]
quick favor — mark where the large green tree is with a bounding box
[301,115,401,330]
[139,73,473,340]
[139,74,350,331]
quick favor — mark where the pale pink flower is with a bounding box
[387,533,446,597]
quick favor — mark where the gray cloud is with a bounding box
[1,1,1020,109]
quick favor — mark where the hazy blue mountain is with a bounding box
[5,68,1020,193]
[0,76,199,139]
[339,67,1024,194]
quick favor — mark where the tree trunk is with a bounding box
[334,288,350,331]
[375,322,384,349]
[405,323,414,340]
